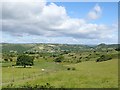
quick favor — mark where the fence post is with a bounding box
[23,73,24,80]
[12,66,14,82]
[29,73,30,78]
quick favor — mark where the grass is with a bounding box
[2,59,66,85]
[2,58,118,88]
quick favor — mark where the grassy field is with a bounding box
[2,58,118,88]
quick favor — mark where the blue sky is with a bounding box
[1,1,118,44]
[55,2,118,25]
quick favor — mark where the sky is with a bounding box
[0,0,118,44]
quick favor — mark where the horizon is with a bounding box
[1,42,119,46]
[1,1,118,44]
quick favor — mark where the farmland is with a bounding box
[1,43,119,88]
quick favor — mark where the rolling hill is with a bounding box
[1,43,119,54]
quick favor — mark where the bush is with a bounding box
[72,67,76,70]
[4,58,8,62]
[89,54,91,56]
[21,83,55,88]
[67,67,76,71]
[6,83,14,88]
[76,59,81,63]
[63,50,70,54]
[79,57,82,59]
[96,55,112,62]
[9,58,13,62]
[3,83,55,89]
[67,67,71,70]
[54,56,64,63]
[35,56,39,59]
[115,47,120,51]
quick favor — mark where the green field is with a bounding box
[1,43,119,88]
[2,58,118,88]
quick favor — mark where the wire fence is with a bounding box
[2,70,52,86]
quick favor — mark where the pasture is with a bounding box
[1,43,119,88]
[2,58,118,88]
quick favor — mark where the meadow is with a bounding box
[1,43,119,88]
[2,57,118,88]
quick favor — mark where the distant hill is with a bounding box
[1,43,34,53]
[95,43,119,50]
[1,43,119,54]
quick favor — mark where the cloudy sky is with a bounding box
[1,0,118,44]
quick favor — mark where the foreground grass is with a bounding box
[2,60,65,84]
[2,59,118,88]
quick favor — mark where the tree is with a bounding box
[54,56,64,63]
[115,47,120,51]
[4,58,8,62]
[16,55,34,68]
[9,58,13,62]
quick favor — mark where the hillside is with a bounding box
[1,43,34,53]
[1,43,119,54]
[95,43,119,50]
[1,43,119,88]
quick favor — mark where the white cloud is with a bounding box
[1,2,117,44]
[88,4,102,20]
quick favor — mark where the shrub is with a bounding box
[72,67,76,70]
[6,83,14,88]
[115,47,120,51]
[35,56,39,59]
[89,54,91,56]
[4,58,8,62]
[94,51,96,53]
[21,83,55,88]
[67,67,71,70]
[63,50,69,54]
[54,56,64,63]
[96,55,112,62]
[79,57,82,59]
[85,56,88,58]
[67,67,76,71]
[9,58,13,62]
[76,59,81,63]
